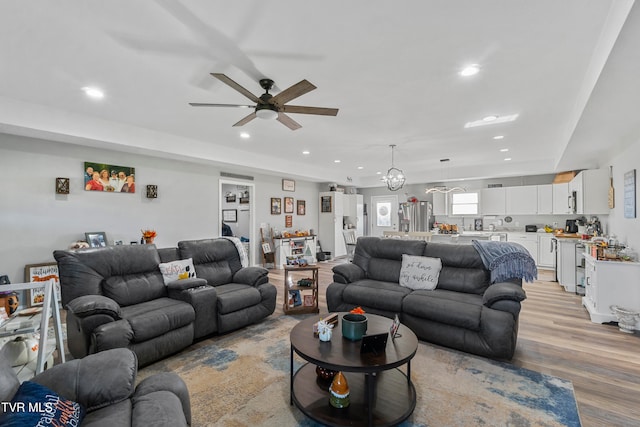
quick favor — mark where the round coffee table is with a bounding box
[290,313,418,427]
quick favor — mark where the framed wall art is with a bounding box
[284,197,294,213]
[271,198,282,215]
[24,262,61,307]
[285,214,293,228]
[84,162,136,193]
[321,195,332,213]
[624,169,636,218]
[55,177,70,194]
[85,231,108,247]
[297,200,306,215]
[222,209,238,222]
[282,179,295,192]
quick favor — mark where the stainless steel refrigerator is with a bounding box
[398,201,433,232]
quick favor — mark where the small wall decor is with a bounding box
[84,161,136,193]
[85,231,108,248]
[271,198,282,215]
[225,193,237,203]
[55,177,70,194]
[282,179,295,192]
[24,262,61,307]
[321,195,332,213]
[146,184,158,199]
[624,169,636,218]
[297,200,306,215]
[222,209,238,222]
[284,197,294,213]
[285,214,293,228]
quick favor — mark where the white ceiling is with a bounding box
[1,0,638,187]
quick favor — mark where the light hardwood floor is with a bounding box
[269,260,640,427]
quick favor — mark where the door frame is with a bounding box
[219,178,255,265]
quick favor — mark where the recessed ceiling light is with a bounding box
[493,135,504,140]
[500,148,509,152]
[464,114,519,128]
[357,166,364,170]
[504,158,512,161]
[460,64,480,77]
[302,150,310,155]
[376,171,382,175]
[82,86,104,99]
[239,132,250,139]
[334,160,341,163]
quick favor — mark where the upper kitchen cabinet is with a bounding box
[480,187,506,215]
[506,185,538,215]
[552,183,572,214]
[432,191,448,216]
[569,169,610,215]
[537,184,553,214]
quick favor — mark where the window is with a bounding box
[451,192,478,215]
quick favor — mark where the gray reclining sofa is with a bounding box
[326,237,528,359]
[54,238,276,367]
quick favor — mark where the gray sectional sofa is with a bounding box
[54,238,276,367]
[326,237,528,359]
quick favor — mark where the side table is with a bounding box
[283,265,319,315]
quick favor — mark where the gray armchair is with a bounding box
[0,347,191,426]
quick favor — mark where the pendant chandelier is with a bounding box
[382,144,405,191]
[425,158,466,194]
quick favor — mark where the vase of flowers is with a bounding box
[141,229,157,244]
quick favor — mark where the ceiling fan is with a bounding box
[189,73,339,130]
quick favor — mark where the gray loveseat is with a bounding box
[0,347,191,426]
[54,238,276,367]
[326,237,528,359]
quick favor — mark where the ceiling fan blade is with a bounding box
[277,113,302,131]
[211,73,261,104]
[281,105,339,116]
[189,103,254,108]
[271,80,316,106]
[232,112,257,127]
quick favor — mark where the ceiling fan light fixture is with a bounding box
[255,104,278,120]
[382,144,405,191]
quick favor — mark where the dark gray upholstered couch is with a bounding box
[54,238,276,367]
[326,237,527,359]
[0,347,191,426]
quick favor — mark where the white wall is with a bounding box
[607,139,640,251]
[0,134,322,283]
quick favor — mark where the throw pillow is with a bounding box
[158,258,197,285]
[0,381,85,426]
[399,254,442,290]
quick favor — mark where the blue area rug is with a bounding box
[139,314,581,426]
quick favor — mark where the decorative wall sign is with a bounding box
[271,198,282,215]
[146,185,158,199]
[297,200,306,215]
[84,161,136,193]
[24,263,61,307]
[285,214,293,228]
[284,197,294,213]
[225,193,236,203]
[222,209,238,222]
[282,179,295,192]
[321,195,332,213]
[624,169,636,218]
[55,177,70,194]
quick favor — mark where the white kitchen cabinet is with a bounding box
[556,238,580,292]
[432,192,448,216]
[318,191,346,258]
[508,233,538,265]
[480,187,506,215]
[569,169,610,215]
[537,233,555,268]
[343,194,364,237]
[506,185,538,214]
[552,183,572,214]
[537,184,553,214]
[582,254,640,327]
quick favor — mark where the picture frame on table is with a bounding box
[85,231,107,248]
[303,294,315,307]
[284,197,294,213]
[282,179,295,192]
[222,209,238,222]
[24,262,61,307]
[271,198,282,215]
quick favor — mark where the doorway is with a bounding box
[370,195,399,237]
[219,179,255,265]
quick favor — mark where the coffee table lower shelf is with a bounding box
[292,363,416,427]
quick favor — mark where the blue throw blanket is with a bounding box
[472,240,538,283]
